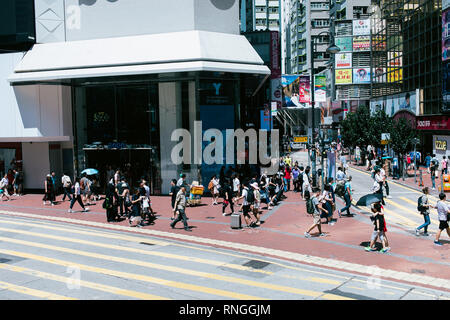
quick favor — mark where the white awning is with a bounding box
[8,30,270,84]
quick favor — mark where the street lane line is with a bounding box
[351,201,412,228]
[0,217,169,247]
[384,199,438,229]
[0,215,352,282]
[398,197,440,226]
[0,236,351,300]
[0,280,77,300]
[348,167,440,202]
[0,210,448,291]
[0,249,263,300]
[0,263,169,300]
[0,219,346,287]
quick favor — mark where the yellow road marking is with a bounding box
[0,249,263,300]
[0,216,350,283]
[0,263,169,300]
[320,293,353,300]
[348,167,440,202]
[0,280,76,300]
[347,286,364,291]
[351,201,412,228]
[0,236,351,300]
[0,222,344,287]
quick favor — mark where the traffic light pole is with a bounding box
[310,38,317,188]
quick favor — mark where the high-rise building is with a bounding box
[370,0,448,159]
[242,0,281,32]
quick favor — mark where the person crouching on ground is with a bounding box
[170,186,191,232]
[365,202,389,253]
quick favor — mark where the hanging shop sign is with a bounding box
[335,37,352,52]
[335,53,352,68]
[314,74,327,102]
[299,75,311,104]
[335,69,352,84]
[353,19,371,36]
[353,36,370,52]
[353,68,371,84]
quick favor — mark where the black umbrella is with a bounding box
[356,193,383,207]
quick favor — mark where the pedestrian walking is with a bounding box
[365,202,389,253]
[43,174,55,206]
[170,186,191,231]
[442,156,448,175]
[320,184,335,225]
[234,183,256,228]
[302,166,312,200]
[379,161,391,199]
[292,165,300,192]
[434,193,450,246]
[304,190,326,238]
[0,174,10,201]
[68,178,89,213]
[12,169,20,196]
[129,188,144,228]
[251,182,261,226]
[355,146,361,165]
[430,155,438,190]
[210,175,220,205]
[116,177,130,217]
[61,173,73,202]
[284,165,291,192]
[169,179,180,220]
[416,187,431,236]
[232,174,241,202]
[221,179,234,216]
[103,182,117,222]
[373,168,385,205]
[339,176,353,217]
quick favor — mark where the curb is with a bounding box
[1,209,449,292]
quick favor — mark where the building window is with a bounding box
[312,19,330,28]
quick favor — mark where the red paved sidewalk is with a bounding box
[0,190,448,291]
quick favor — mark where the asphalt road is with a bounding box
[0,214,448,300]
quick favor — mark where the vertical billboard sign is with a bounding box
[353,68,371,84]
[353,36,370,51]
[335,69,352,84]
[335,37,352,52]
[314,75,326,102]
[335,53,352,68]
[444,8,450,111]
[282,75,302,107]
[299,75,311,104]
[270,31,282,110]
[353,19,371,36]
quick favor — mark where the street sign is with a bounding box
[293,136,308,143]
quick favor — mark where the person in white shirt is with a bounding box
[302,167,312,199]
[232,174,240,199]
[61,173,73,202]
[68,177,89,213]
[0,174,10,201]
[373,168,385,205]
[212,176,220,205]
[336,167,346,183]
[379,161,391,199]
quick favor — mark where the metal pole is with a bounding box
[414,143,417,183]
[310,37,317,187]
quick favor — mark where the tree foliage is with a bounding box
[390,117,417,157]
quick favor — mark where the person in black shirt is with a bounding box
[104,182,117,222]
[221,179,234,216]
[169,179,180,220]
[365,202,389,253]
[129,188,144,228]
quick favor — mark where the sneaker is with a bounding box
[136,224,143,228]
[329,222,335,226]
[365,246,374,252]
[434,241,443,246]
[380,248,389,253]
[67,209,73,213]
[83,208,89,212]
[170,224,175,229]
[319,233,327,237]
[222,212,227,216]
[423,232,429,237]
[387,196,392,199]
[415,229,420,236]
[184,228,192,232]
[304,232,311,238]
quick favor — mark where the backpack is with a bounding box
[102,197,113,209]
[208,180,214,191]
[417,196,425,212]
[246,188,255,204]
[306,198,315,214]
[335,183,345,197]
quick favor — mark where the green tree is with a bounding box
[368,109,392,150]
[389,117,417,175]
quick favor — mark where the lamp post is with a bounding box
[310,31,340,189]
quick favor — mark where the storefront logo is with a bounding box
[210,0,236,10]
[436,140,447,151]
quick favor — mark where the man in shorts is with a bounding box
[234,183,256,228]
[434,193,450,246]
[304,190,327,238]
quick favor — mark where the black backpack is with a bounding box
[417,196,425,212]
[335,183,345,197]
[306,198,315,214]
[246,188,255,204]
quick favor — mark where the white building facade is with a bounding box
[1,0,270,193]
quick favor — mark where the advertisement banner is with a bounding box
[271,78,282,109]
[373,67,386,83]
[353,68,371,84]
[260,109,273,131]
[417,116,450,131]
[335,53,352,68]
[270,31,281,78]
[370,90,419,116]
[353,36,370,51]
[388,52,402,67]
[335,69,352,84]
[387,67,402,83]
[299,75,311,104]
[282,75,302,108]
[314,74,326,102]
[443,9,450,61]
[335,37,352,52]
[353,19,371,35]
[271,101,278,116]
